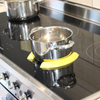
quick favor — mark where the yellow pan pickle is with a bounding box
[27,52,35,62]
[40,52,79,70]
[44,52,72,62]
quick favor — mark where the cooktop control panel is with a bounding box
[0,61,42,100]
[0,55,63,100]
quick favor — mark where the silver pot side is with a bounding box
[31,40,73,62]
[4,0,40,20]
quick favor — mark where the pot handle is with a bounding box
[57,73,76,89]
[52,40,74,50]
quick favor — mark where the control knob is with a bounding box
[9,81,19,89]
[0,73,9,80]
[20,90,32,100]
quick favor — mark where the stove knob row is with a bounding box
[20,90,32,100]
[0,73,9,80]
[8,81,20,90]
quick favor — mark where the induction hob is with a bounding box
[0,6,100,100]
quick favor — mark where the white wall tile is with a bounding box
[81,0,92,7]
[0,4,6,13]
[67,0,92,7]
[93,0,100,9]
[67,0,81,4]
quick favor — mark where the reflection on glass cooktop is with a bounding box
[0,12,100,100]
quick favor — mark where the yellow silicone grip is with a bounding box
[27,52,35,62]
[40,52,79,70]
[44,52,72,62]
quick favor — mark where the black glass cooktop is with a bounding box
[1,8,100,100]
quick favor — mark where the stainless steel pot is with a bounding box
[33,62,76,88]
[29,26,74,62]
[4,0,43,20]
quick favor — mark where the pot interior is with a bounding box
[30,26,73,42]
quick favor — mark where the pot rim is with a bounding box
[29,26,73,43]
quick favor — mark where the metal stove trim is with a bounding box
[40,7,100,35]
[40,0,100,25]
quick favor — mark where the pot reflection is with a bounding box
[33,60,77,89]
[7,17,41,41]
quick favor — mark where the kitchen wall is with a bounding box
[67,0,100,9]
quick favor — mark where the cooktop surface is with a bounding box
[0,9,100,100]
